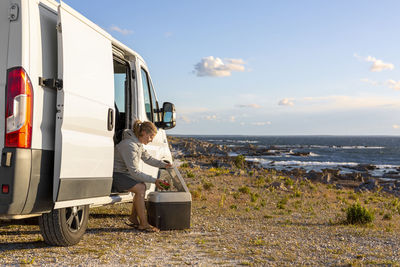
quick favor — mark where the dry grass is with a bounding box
[0,166,399,265]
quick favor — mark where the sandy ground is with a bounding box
[0,166,400,266]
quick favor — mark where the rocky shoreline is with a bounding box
[168,136,400,197]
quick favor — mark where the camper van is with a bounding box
[0,0,177,246]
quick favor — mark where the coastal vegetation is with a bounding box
[0,137,399,265]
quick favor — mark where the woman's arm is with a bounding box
[141,149,169,168]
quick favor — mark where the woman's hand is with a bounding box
[165,163,173,168]
[155,179,164,190]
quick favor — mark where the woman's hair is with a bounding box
[133,120,157,138]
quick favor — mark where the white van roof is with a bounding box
[40,0,145,62]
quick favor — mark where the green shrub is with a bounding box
[284,177,294,187]
[255,176,266,188]
[232,192,240,199]
[208,167,229,176]
[292,189,302,198]
[180,162,189,168]
[238,186,251,194]
[186,170,195,178]
[230,204,238,210]
[234,155,245,169]
[383,213,392,220]
[250,192,259,203]
[190,190,201,200]
[202,180,214,190]
[345,202,374,225]
[277,197,288,209]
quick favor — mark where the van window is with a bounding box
[141,68,153,121]
[114,59,130,139]
[149,80,160,123]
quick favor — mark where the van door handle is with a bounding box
[107,108,114,131]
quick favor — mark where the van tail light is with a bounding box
[2,184,9,194]
[5,67,33,148]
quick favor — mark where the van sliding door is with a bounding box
[54,2,114,203]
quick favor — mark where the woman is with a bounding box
[113,120,172,232]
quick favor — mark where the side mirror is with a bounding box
[157,102,176,130]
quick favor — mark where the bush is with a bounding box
[190,190,201,200]
[202,180,214,190]
[186,170,195,178]
[209,167,229,176]
[277,197,288,210]
[250,192,259,203]
[284,177,294,187]
[345,202,374,225]
[234,155,245,169]
[230,204,238,210]
[180,162,189,168]
[383,213,392,220]
[238,186,251,194]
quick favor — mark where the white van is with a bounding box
[0,0,177,246]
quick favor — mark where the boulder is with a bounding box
[306,170,321,181]
[355,179,379,192]
[269,181,287,191]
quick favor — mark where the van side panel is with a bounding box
[0,0,56,215]
[29,1,58,150]
[0,0,11,150]
[54,3,114,202]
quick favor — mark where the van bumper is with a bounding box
[0,148,53,215]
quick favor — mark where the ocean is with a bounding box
[184,135,400,179]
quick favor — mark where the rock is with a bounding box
[321,173,333,184]
[335,184,344,190]
[291,151,311,157]
[306,170,321,181]
[269,181,287,191]
[355,178,379,192]
[322,168,340,176]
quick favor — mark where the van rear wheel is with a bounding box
[38,205,89,246]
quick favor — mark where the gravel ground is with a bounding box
[0,167,400,266]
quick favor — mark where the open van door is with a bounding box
[53,2,114,204]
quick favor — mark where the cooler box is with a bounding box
[146,166,192,230]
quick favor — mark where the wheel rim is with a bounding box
[65,206,85,232]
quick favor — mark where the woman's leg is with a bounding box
[128,201,139,225]
[129,183,150,227]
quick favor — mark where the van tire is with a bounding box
[38,205,89,246]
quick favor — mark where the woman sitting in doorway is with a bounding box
[113,120,172,232]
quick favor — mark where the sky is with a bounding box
[62,0,400,135]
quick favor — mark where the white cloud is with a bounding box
[205,115,217,120]
[236,104,261,109]
[364,55,394,72]
[386,80,400,91]
[110,25,133,35]
[300,95,400,110]
[164,32,173,38]
[360,78,378,86]
[278,98,294,106]
[193,56,246,77]
[251,122,271,126]
[178,115,192,124]
[393,124,400,129]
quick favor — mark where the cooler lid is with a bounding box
[147,191,192,203]
[158,166,190,193]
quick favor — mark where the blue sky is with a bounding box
[62,0,400,135]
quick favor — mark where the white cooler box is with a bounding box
[146,166,192,230]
